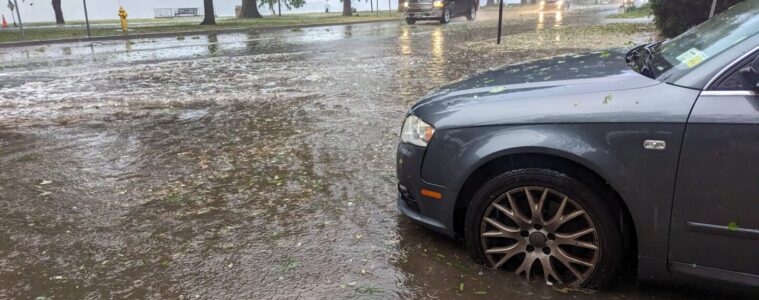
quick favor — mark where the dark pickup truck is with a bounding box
[403,0,478,24]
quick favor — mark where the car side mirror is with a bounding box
[740,56,759,93]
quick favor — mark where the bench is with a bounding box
[154,8,200,18]
[175,8,199,17]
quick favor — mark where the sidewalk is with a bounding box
[0,13,402,48]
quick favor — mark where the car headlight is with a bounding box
[433,1,444,8]
[403,1,409,8]
[401,115,435,147]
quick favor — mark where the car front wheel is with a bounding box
[467,4,477,21]
[440,8,451,24]
[464,168,622,288]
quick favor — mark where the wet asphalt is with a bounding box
[0,5,749,300]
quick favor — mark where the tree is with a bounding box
[201,0,216,25]
[52,0,64,25]
[343,0,352,16]
[259,0,306,15]
[650,0,745,37]
[241,0,264,18]
[486,0,495,6]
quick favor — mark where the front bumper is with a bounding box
[404,9,443,19]
[396,142,457,237]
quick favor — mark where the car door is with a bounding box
[669,52,759,285]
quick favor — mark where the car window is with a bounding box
[650,1,759,82]
[714,53,759,91]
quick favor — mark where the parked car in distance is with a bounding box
[397,0,759,290]
[403,0,478,24]
[540,0,570,11]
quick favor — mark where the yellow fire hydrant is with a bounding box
[118,6,128,32]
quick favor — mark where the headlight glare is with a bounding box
[401,115,435,147]
[433,1,444,8]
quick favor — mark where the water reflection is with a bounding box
[208,33,219,55]
[245,31,259,52]
[399,26,412,56]
[429,27,445,80]
[343,25,353,39]
[538,12,545,30]
[124,40,133,53]
[537,11,564,31]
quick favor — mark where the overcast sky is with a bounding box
[1,0,400,23]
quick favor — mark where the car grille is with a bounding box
[408,4,434,10]
[407,0,434,10]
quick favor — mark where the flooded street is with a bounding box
[0,6,739,299]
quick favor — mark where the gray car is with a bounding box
[397,1,759,290]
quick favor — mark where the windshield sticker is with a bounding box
[676,48,709,68]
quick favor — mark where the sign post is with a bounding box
[497,0,504,44]
[11,0,23,39]
[83,0,91,37]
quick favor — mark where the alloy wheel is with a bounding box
[479,186,600,285]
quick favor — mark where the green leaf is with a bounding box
[489,86,508,94]
[728,221,739,231]
[603,94,613,104]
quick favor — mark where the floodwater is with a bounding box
[0,6,751,299]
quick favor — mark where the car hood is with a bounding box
[410,49,664,129]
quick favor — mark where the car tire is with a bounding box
[406,18,416,25]
[466,4,477,21]
[440,7,451,24]
[464,168,623,289]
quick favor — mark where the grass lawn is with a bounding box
[606,3,652,19]
[0,12,402,44]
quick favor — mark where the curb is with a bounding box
[0,18,401,49]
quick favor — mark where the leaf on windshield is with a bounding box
[489,86,508,94]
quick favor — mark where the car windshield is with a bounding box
[649,0,759,81]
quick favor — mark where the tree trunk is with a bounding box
[201,0,216,25]
[241,0,263,18]
[343,0,352,16]
[52,0,64,25]
[487,0,496,6]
